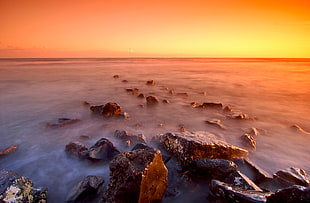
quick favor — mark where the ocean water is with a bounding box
[0,58,309,202]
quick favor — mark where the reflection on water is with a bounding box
[0,58,310,202]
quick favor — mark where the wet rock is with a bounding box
[113,74,119,78]
[168,90,174,95]
[176,92,188,97]
[101,148,168,203]
[241,134,257,150]
[146,80,155,85]
[205,119,226,130]
[132,143,150,151]
[65,141,89,159]
[202,102,223,110]
[47,118,81,128]
[0,145,18,157]
[179,124,186,132]
[88,138,120,161]
[190,158,237,179]
[290,124,310,135]
[248,127,260,136]
[122,79,128,83]
[162,99,170,104]
[0,169,48,203]
[210,179,271,203]
[225,170,263,191]
[233,159,272,185]
[223,105,233,113]
[267,185,310,203]
[146,95,159,105]
[114,130,146,147]
[126,88,139,95]
[190,102,198,108]
[227,112,251,120]
[66,175,104,203]
[275,167,310,187]
[160,131,248,169]
[90,102,122,116]
[137,93,145,98]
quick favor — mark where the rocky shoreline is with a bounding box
[1,75,310,202]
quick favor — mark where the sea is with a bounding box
[0,58,310,202]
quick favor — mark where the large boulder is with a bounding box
[90,102,122,116]
[160,131,248,168]
[66,175,104,203]
[267,185,310,203]
[101,148,168,203]
[0,169,47,203]
[88,138,120,161]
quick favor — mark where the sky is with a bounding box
[0,0,310,58]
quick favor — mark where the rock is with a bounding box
[122,79,128,83]
[202,102,223,110]
[275,167,310,187]
[65,141,89,159]
[232,159,272,185]
[205,119,226,130]
[162,99,170,104]
[126,88,139,95]
[223,105,233,113]
[137,93,145,98]
[113,74,119,78]
[190,102,198,108]
[190,158,238,179]
[266,185,310,203]
[241,134,257,150]
[66,175,104,203]
[225,170,263,191]
[160,131,248,169]
[146,80,155,85]
[0,145,18,156]
[88,138,120,161]
[47,118,81,128]
[179,124,186,132]
[132,143,150,151]
[290,124,310,135]
[248,128,260,136]
[90,102,122,116]
[169,90,174,95]
[210,179,271,203]
[0,169,47,203]
[101,148,168,203]
[176,92,188,97]
[114,130,146,147]
[120,112,129,119]
[227,112,251,120]
[146,96,159,105]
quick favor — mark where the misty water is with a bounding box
[1,58,310,202]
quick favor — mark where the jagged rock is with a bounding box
[101,148,168,203]
[232,159,272,185]
[275,167,310,187]
[65,141,89,159]
[159,131,248,169]
[137,93,145,98]
[290,124,310,135]
[146,96,159,105]
[90,102,122,116]
[267,185,310,203]
[47,118,81,128]
[88,138,120,161]
[241,134,257,150]
[190,158,237,179]
[202,102,223,110]
[0,169,47,203]
[66,175,104,203]
[146,80,155,85]
[113,74,119,78]
[205,119,226,130]
[0,145,18,156]
[210,179,271,203]
[225,170,263,191]
[114,130,146,147]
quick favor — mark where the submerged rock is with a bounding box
[90,102,122,116]
[113,74,119,78]
[114,130,146,147]
[227,112,253,120]
[267,185,310,203]
[137,93,145,98]
[65,141,89,159]
[159,131,248,169]
[241,134,257,150]
[0,169,47,203]
[210,179,270,203]
[275,167,310,187]
[66,175,104,203]
[146,96,159,105]
[0,145,18,157]
[102,148,168,203]
[290,124,310,135]
[223,105,233,113]
[202,102,223,110]
[205,119,226,130]
[47,118,81,128]
[88,138,120,161]
[146,80,155,85]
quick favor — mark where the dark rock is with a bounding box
[90,102,122,116]
[0,169,47,203]
[241,134,257,150]
[290,124,310,135]
[113,74,119,78]
[66,175,104,203]
[137,93,145,98]
[88,138,120,161]
[275,167,310,187]
[101,148,168,203]
[114,130,146,147]
[146,80,155,85]
[169,90,174,95]
[132,143,150,151]
[146,96,159,105]
[202,102,223,110]
[205,119,226,130]
[126,88,139,95]
[210,179,271,203]
[162,99,170,104]
[65,141,89,159]
[0,145,18,156]
[267,185,310,203]
[160,131,248,169]
[122,80,128,83]
[225,170,263,191]
[47,118,81,128]
[190,158,238,179]
[83,101,90,106]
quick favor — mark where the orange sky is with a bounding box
[1,0,310,58]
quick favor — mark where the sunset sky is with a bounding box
[1,0,310,58]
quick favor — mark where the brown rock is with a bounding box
[202,102,223,110]
[0,145,18,156]
[241,134,257,150]
[88,138,120,161]
[65,141,89,159]
[205,119,226,130]
[146,96,159,105]
[113,74,119,78]
[90,102,122,116]
[146,80,155,85]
